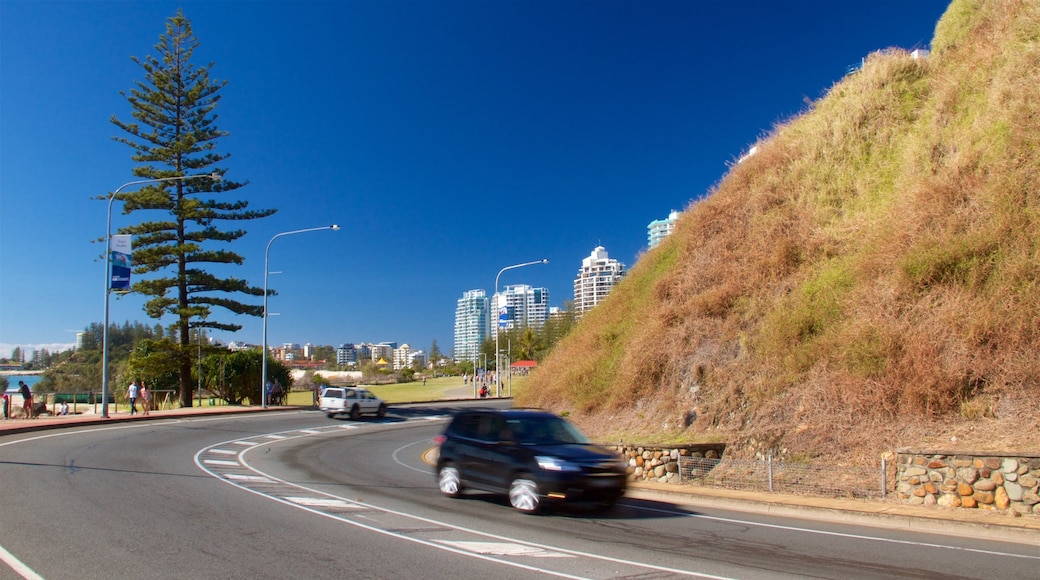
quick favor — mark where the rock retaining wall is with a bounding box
[895,449,1040,515]
[610,443,726,482]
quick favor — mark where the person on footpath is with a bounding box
[127,380,140,416]
[19,380,33,419]
[2,390,9,420]
[140,383,151,415]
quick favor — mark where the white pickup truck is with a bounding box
[319,387,388,419]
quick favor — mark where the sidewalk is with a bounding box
[3,404,1038,545]
[0,402,279,435]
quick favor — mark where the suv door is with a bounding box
[466,413,519,492]
[357,390,380,414]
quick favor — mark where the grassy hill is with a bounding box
[517,0,1040,462]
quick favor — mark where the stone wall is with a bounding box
[894,449,1040,516]
[610,443,726,482]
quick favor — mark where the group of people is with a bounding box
[126,380,151,416]
[265,379,285,405]
[2,379,155,420]
[463,373,495,399]
[1,380,36,419]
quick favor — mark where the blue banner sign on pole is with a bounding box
[498,305,509,329]
[110,234,132,291]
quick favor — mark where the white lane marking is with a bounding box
[296,429,321,434]
[437,541,573,558]
[231,441,257,446]
[203,459,240,466]
[207,449,238,455]
[224,474,272,482]
[0,543,44,580]
[392,437,437,474]
[191,420,1037,575]
[627,502,1040,559]
[285,497,362,509]
[195,429,735,579]
[262,434,286,440]
[0,411,316,580]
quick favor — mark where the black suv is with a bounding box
[433,409,628,513]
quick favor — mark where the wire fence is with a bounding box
[678,455,889,500]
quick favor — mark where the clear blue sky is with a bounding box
[0,0,949,358]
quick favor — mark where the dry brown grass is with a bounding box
[518,0,1040,464]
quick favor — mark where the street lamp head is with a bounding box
[209,172,222,181]
[330,224,341,231]
[541,258,549,264]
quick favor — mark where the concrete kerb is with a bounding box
[0,404,297,436]
[4,403,1038,545]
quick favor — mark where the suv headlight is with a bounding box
[536,456,580,472]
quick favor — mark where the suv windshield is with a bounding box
[507,415,589,446]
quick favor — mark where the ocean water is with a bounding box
[4,373,41,392]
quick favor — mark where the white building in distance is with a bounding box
[573,246,625,317]
[493,284,550,341]
[648,210,680,249]
[454,289,489,363]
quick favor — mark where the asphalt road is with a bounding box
[1,403,1038,579]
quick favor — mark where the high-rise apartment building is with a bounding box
[493,284,550,340]
[454,289,489,363]
[648,210,680,249]
[573,246,625,316]
[336,343,358,366]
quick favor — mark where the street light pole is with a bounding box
[494,258,548,398]
[261,225,340,408]
[101,173,219,418]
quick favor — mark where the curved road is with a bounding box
[1,403,1037,579]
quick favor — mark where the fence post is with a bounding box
[767,454,773,492]
[881,457,887,500]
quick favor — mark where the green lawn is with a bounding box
[287,375,527,405]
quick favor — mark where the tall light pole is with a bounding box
[261,225,340,408]
[494,258,548,397]
[101,173,219,418]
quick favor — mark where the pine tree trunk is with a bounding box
[179,320,193,408]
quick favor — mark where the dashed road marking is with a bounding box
[436,541,573,558]
[203,459,240,466]
[194,417,732,579]
[225,474,272,482]
[285,497,362,509]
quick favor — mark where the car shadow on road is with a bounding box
[448,490,697,520]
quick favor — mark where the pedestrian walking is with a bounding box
[2,391,9,420]
[127,380,140,416]
[140,383,151,415]
[19,381,33,419]
[271,379,284,405]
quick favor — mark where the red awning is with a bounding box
[510,360,537,368]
